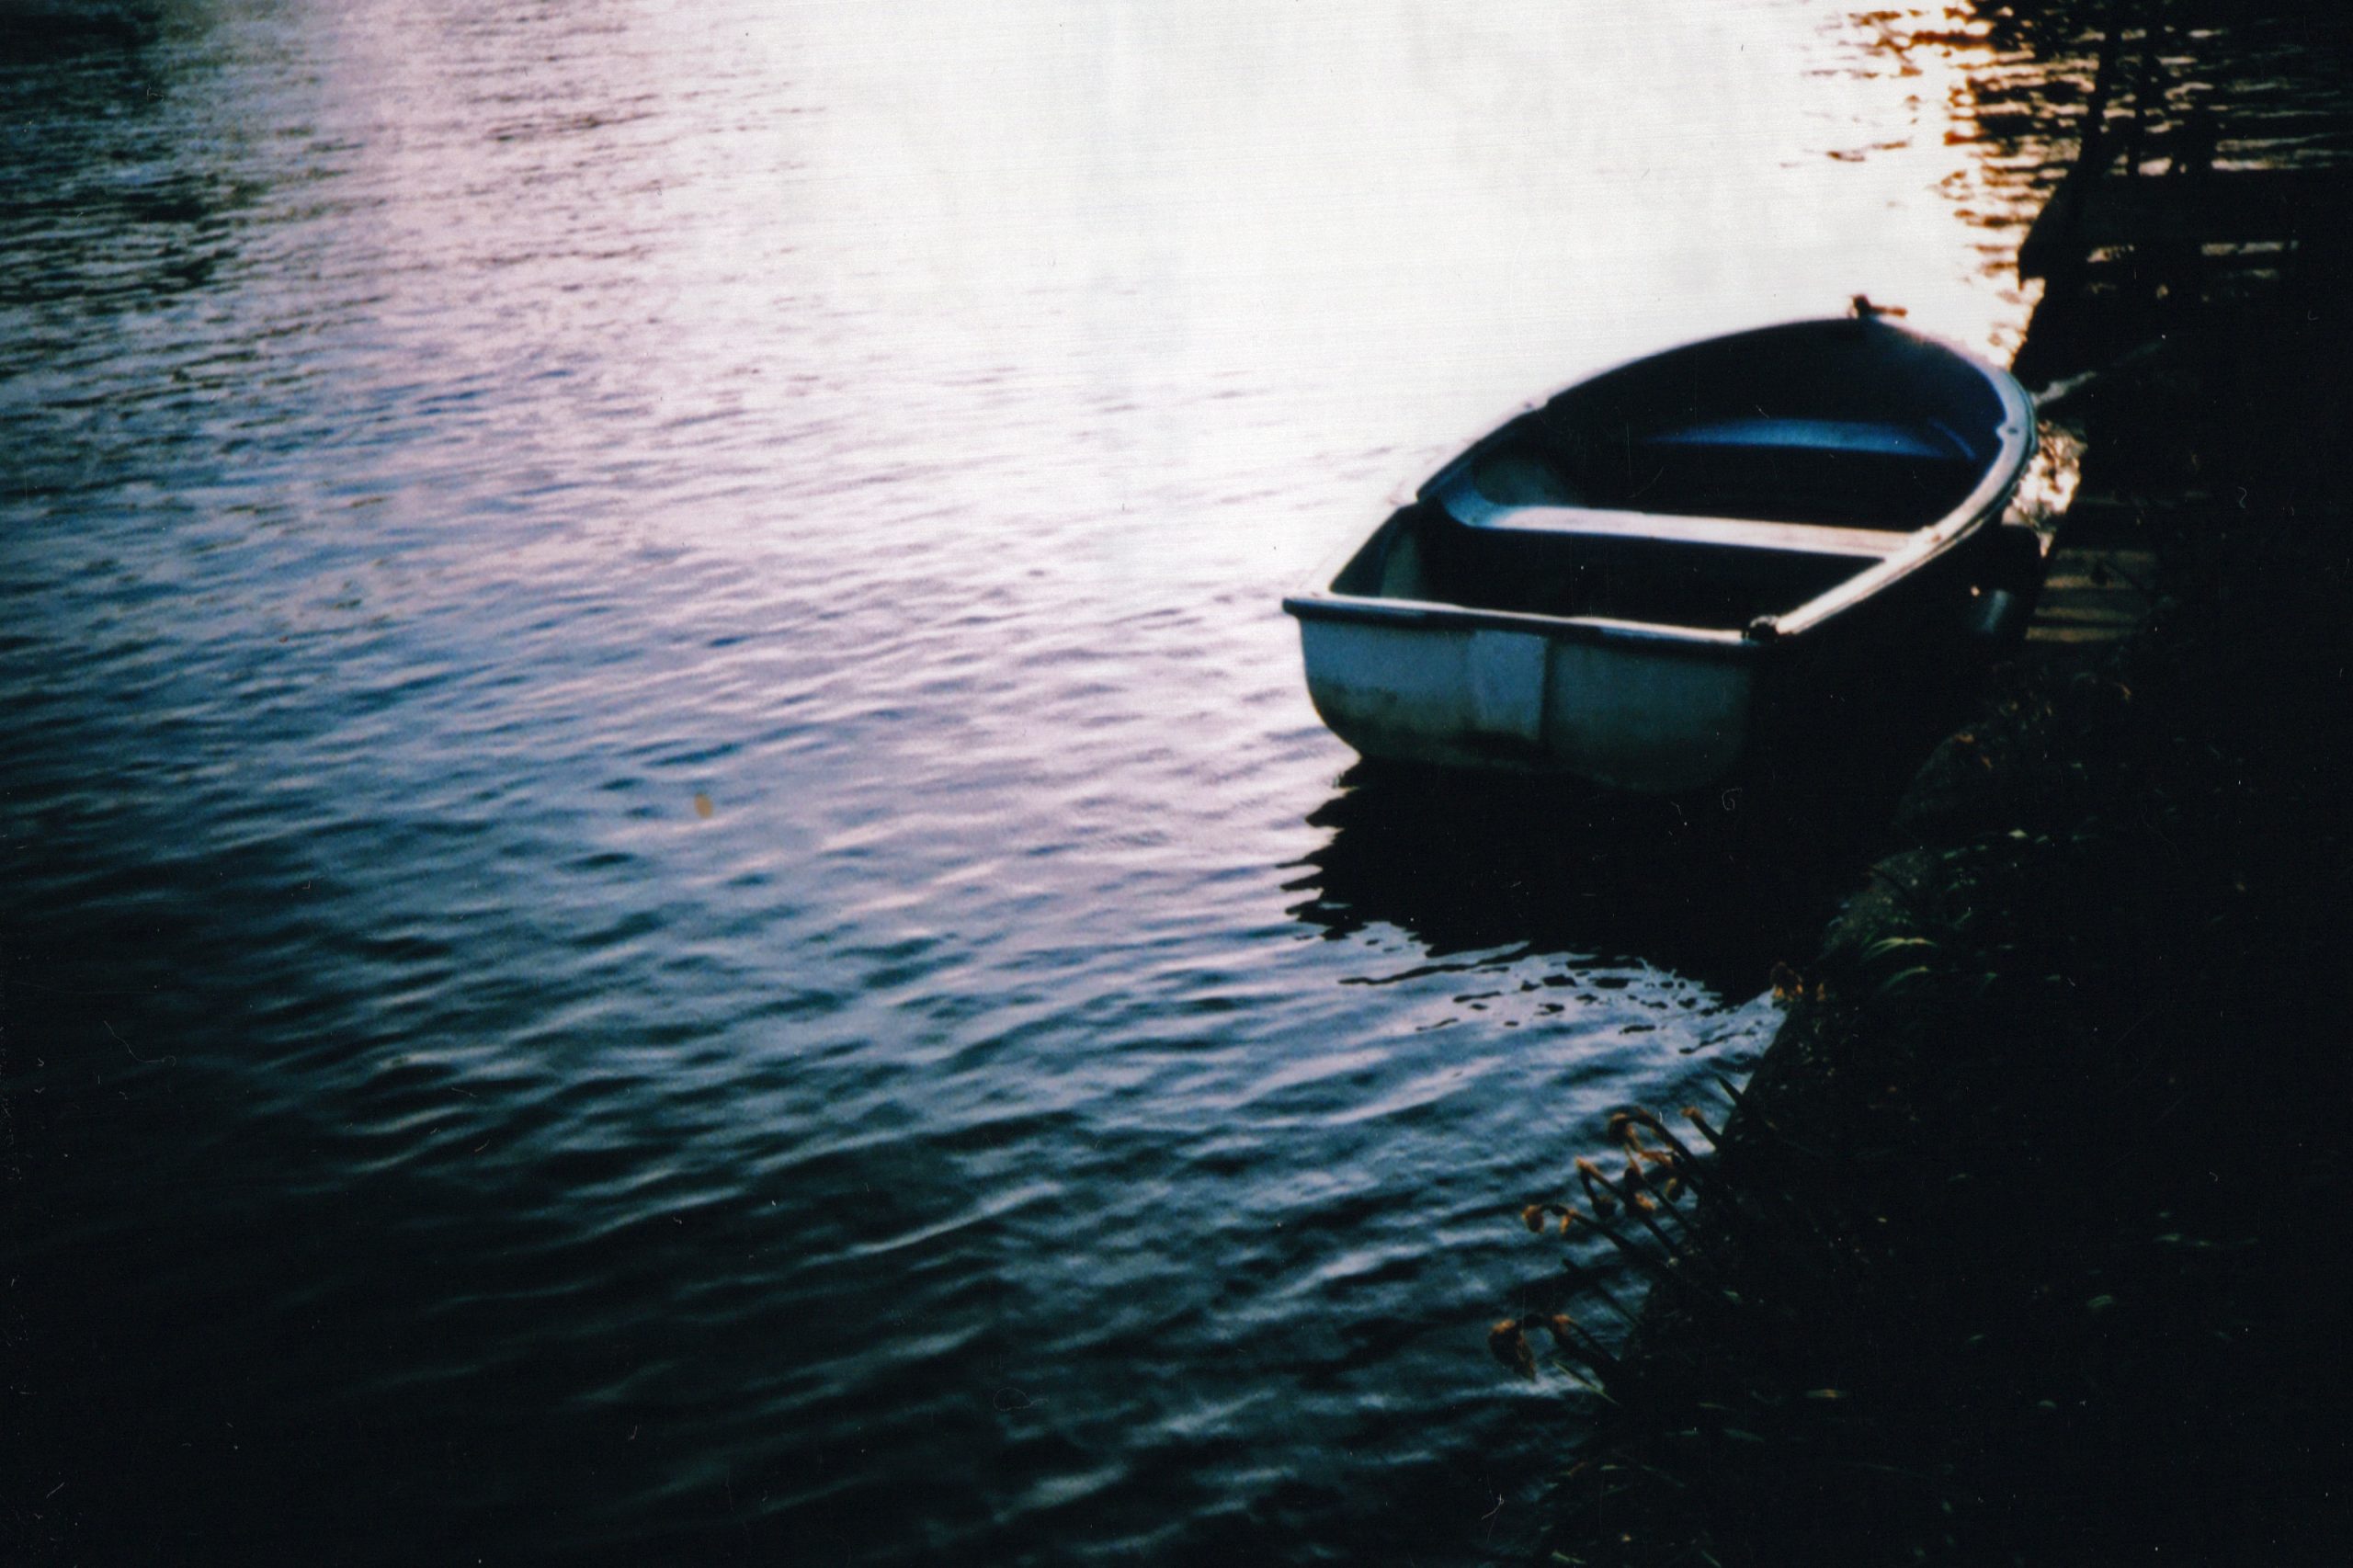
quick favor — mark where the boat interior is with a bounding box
[1333,320,2012,631]
[1445,412,1984,530]
[1332,505,1884,630]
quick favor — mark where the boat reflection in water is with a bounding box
[1288,749,1932,1004]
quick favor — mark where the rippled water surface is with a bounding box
[6,3,2047,1561]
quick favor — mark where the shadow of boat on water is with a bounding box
[1287,716,1956,998]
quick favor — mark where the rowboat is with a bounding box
[1281,314,2041,792]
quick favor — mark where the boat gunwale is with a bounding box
[1280,590,1756,653]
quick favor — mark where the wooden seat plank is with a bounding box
[1459,506,1915,559]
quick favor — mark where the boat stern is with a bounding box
[1289,604,1759,792]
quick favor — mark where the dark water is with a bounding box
[5,3,2052,1562]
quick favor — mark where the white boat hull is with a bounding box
[1297,616,1756,792]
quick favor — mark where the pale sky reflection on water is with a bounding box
[313,0,2041,591]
